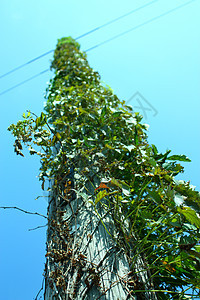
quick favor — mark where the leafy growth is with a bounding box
[8,36,200,299]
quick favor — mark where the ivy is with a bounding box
[8,37,200,299]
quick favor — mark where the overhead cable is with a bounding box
[0,69,49,96]
[0,0,197,97]
[86,0,197,52]
[0,0,158,80]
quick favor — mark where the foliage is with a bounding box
[8,37,200,299]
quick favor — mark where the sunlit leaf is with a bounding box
[177,206,200,228]
[167,154,191,162]
[95,190,108,205]
[151,144,158,155]
[56,132,61,140]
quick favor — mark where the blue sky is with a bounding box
[0,0,199,299]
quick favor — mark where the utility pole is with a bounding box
[8,35,200,299]
[8,36,200,300]
[43,37,157,299]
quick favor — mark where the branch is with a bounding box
[35,277,45,300]
[0,206,47,219]
[29,224,48,231]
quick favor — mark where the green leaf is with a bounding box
[101,106,107,118]
[51,135,57,145]
[134,127,139,146]
[152,144,158,155]
[109,179,130,196]
[110,178,122,189]
[56,132,61,140]
[105,143,114,150]
[147,189,162,204]
[95,190,108,205]
[35,117,40,129]
[154,149,171,162]
[112,111,123,118]
[35,112,46,129]
[180,235,196,245]
[195,245,200,253]
[184,199,200,214]
[162,162,183,174]
[148,157,157,167]
[188,250,200,260]
[177,206,200,228]
[167,154,191,162]
[79,107,87,114]
[169,218,182,229]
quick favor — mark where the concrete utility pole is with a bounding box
[44,37,157,300]
[8,36,200,300]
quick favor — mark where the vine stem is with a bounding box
[0,206,47,219]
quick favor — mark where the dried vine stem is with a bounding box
[29,224,48,231]
[0,206,47,219]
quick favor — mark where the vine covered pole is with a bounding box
[8,36,200,299]
[43,37,157,299]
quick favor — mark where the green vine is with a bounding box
[8,37,200,299]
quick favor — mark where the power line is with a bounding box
[0,0,197,97]
[0,51,53,81]
[0,69,49,96]
[76,0,159,39]
[0,0,158,80]
[86,0,197,52]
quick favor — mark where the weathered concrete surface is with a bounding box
[44,157,157,300]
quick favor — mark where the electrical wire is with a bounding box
[0,0,158,80]
[0,69,49,96]
[86,0,197,52]
[0,51,53,81]
[0,0,197,97]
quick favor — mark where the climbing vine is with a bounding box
[8,36,200,299]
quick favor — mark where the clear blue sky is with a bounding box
[0,1,199,299]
